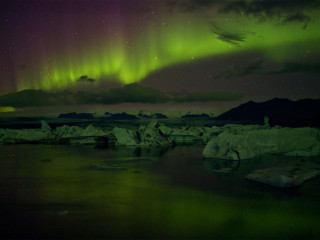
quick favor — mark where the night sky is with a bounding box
[0,0,320,110]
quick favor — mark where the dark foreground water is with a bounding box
[0,144,320,239]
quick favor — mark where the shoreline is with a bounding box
[1,120,319,188]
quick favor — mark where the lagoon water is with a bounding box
[0,144,320,239]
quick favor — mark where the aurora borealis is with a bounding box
[0,0,320,101]
[2,2,320,240]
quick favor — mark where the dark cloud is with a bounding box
[175,0,319,27]
[173,91,244,102]
[0,90,75,108]
[75,91,101,105]
[221,0,320,26]
[215,60,264,79]
[182,0,219,12]
[77,75,96,83]
[281,13,311,26]
[267,62,320,74]
[215,60,320,80]
[239,61,264,76]
[211,23,246,45]
[221,0,320,16]
[168,0,221,12]
[72,83,170,105]
[105,83,170,104]
[0,83,244,108]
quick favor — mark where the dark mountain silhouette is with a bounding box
[182,113,210,118]
[58,112,94,119]
[154,113,168,119]
[138,112,168,119]
[215,98,320,127]
[138,112,153,119]
[104,112,138,120]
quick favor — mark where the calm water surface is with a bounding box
[0,144,320,239]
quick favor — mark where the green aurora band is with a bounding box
[17,10,320,90]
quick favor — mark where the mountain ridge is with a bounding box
[215,98,320,127]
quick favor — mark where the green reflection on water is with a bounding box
[0,144,319,239]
